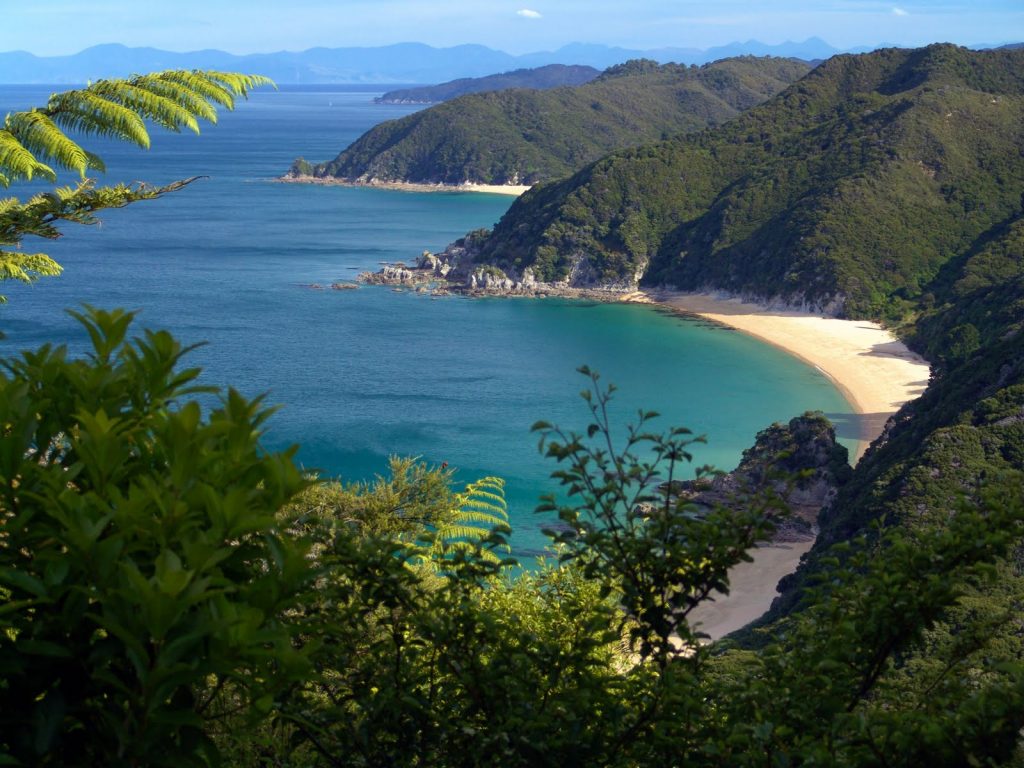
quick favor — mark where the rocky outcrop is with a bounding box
[677,413,852,542]
[358,232,640,298]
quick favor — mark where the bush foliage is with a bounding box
[2,326,1023,765]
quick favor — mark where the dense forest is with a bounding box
[3,51,1024,765]
[289,56,811,185]
[470,45,1024,319]
[373,64,600,104]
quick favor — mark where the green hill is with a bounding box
[373,64,600,104]
[290,56,811,186]
[471,44,1024,319]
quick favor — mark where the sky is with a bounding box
[1,0,1021,56]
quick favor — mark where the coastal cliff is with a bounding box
[678,413,852,543]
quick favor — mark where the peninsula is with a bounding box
[284,56,811,188]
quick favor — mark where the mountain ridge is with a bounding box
[291,56,812,187]
[373,64,600,104]
[459,44,1024,319]
[0,39,859,84]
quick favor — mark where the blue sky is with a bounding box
[2,0,1021,55]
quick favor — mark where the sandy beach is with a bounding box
[636,290,930,459]
[277,176,531,196]
[632,290,931,641]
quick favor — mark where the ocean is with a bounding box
[0,85,855,556]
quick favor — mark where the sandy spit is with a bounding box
[275,176,531,196]
[623,290,931,641]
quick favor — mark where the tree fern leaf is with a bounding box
[46,91,151,149]
[452,512,507,528]
[86,81,201,134]
[206,72,277,98]
[131,75,220,123]
[156,71,238,110]
[4,111,89,175]
[83,150,106,173]
[0,130,56,183]
[0,250,63,282]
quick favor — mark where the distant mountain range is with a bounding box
[0,39,882,84]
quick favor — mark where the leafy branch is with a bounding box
[0,70,274,300]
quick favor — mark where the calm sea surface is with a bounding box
[0,85,855,555]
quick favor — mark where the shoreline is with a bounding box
[629,290,930,461]
[628,290,931,641]
[276,176,531,197]
[355,263,931,640]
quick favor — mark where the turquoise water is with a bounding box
[0,86,855,556]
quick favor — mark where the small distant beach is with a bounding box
[628,289,931,640]
[277,175,531,196]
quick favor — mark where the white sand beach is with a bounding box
[277,176,531,196]
[629,290,931,641]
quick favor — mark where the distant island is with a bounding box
[374,64,600,104]
[285,56,811,187]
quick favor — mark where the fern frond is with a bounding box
[0,178,201,246]
[0,250,62,282]
[206,71,277,98]
[83,150,106,173]
[0,130,56,184]
[130,75,220,123]
[439,476,511,550]
[85,80,201,134]
[1,69,272,299]
[3,111,91,176]
[46,90,151,149]
[438,539,506,565]
[154,71,239,110]
[0,249,63,301]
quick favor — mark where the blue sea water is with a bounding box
[0,86,855,556]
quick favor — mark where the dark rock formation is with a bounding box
[678,413,852,542]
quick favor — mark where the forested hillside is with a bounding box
[470,44,1024,319]
[374,64,599,103]
[290,56,811,186]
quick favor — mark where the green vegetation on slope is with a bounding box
[473,45,1024,318]
[294,56,811,186]
[374,64,600,104]
[4,323,1023,766]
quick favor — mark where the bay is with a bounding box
[0,85,855,555]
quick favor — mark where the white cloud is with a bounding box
[892,7,910,16]
[516,8,542,19]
